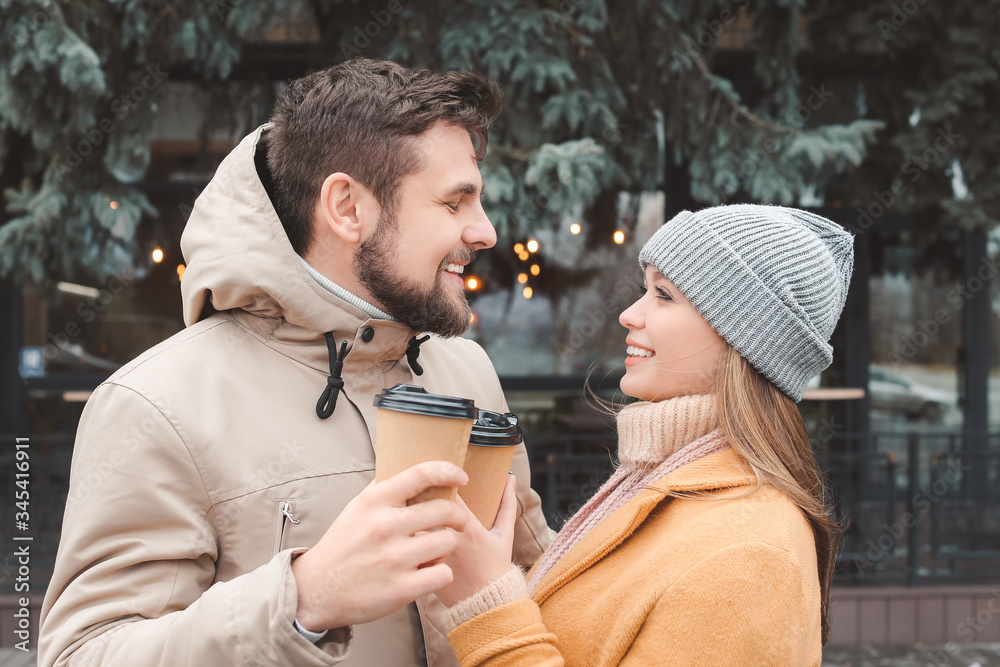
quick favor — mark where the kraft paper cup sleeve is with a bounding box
[374,409,473,503]
[459,444,517,529]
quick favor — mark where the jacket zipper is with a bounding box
[279,501,300,551]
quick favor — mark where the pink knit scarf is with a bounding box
[527,397,727,591]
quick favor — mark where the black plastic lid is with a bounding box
[468,410,522,447]
[373,384,477,419]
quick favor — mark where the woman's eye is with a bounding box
[637,282,672,301]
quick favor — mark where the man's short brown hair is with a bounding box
[267,58,502,255]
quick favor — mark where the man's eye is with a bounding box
[445,202,459,212]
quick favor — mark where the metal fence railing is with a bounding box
[523,430,1000,586]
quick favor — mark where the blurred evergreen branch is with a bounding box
[2,0,996,288]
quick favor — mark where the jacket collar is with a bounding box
[646,444,756,494]
[530,447,757,605]
[232,309,417,377]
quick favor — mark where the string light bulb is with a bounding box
[465,276,480,291]
[513,243,525,254]
[517,273,528,284]
[530,264,540,276]
[177,264,186,280]
[526,238,539,253]
[569,222,581,235]
[522,286,533,299]
[613,230,626,244]
[151,248,164,263]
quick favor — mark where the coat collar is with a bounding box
[647,444,756,494]
[230,303,417,377]
[529,447,757,604]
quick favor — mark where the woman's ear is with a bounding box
[315,173,374,245]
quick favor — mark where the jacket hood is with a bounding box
[180,123,377,334]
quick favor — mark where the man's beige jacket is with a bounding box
[39,125,553,666]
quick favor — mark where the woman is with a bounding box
[433,204,854,666]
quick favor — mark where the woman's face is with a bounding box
[618,265,728,402]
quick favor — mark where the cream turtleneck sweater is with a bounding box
[439,393,727,632]
[615,393,719,467]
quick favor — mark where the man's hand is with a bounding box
[291,461,469,631]
[435,474,519,608]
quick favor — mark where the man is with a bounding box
[39,58,552,666]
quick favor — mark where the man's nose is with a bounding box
[463,201,497,250]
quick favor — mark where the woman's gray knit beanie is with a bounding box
[638,204,855,402]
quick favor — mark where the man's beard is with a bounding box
[353,210,474,338]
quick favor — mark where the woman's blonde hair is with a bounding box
[711,344,841,645]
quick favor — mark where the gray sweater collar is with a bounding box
[297,256,394,321]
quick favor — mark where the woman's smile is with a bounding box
[625,340,656,366]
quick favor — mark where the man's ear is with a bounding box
[315,173,375,244]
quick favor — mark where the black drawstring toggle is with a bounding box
[406,335,430,376]
[316,332,348,419]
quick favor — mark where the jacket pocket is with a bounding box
[271,499,300,557]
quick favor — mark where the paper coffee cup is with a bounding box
[460,410,522,529]
[374,384,476,504]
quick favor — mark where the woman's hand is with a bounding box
[435,475,519,607]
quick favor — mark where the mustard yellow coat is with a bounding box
[447,448,823,666]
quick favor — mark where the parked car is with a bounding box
[868,366,954,422]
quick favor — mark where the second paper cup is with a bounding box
[460,410,522,529]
